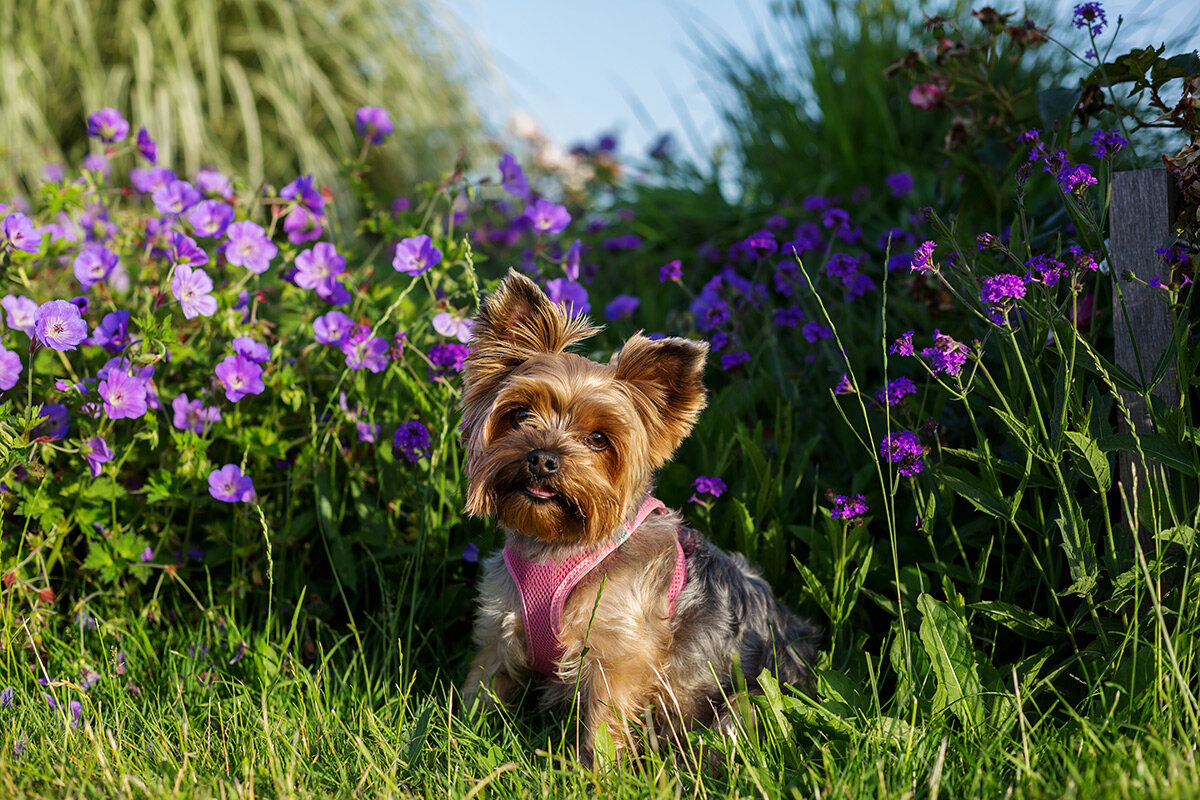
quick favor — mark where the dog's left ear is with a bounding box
[614,334,708,462]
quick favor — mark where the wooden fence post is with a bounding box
[1109,168,1180,528]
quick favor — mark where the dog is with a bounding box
[459,269,818,762]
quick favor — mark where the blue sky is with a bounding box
[463,0,1195,161]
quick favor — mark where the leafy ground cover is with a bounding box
[2,1,1199,797]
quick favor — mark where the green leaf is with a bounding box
[970,600,1064,642]
[988,405,1044,461]
[937,466,1013,521]
[918,594,986,728]
[1098,433,1199,477]
[1036,87,1081,127]
[1158,525,1197,550]
[1064,430,1112,492]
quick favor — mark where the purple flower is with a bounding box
[3,213,42,253]
[525,199,571,235]
[604,294,640,321]
[73,244,119,290]
[171,393,221,434]
[130,166,177,194]
[281,175,325,212]
[316,277,351,306]
[2,295,37,336]
[393,421,432,462]
[0,686,13,708]
[981,273,1028,304]
[170,264,218,319]
[428,343,470,381]
[313,310,354,345]
[214,355,265,402]
[1072,2,1107,35]
[880,431,925,476]
[920,330,969,377]
[432,311,473,343]
[1057,163,1097,194]
[911,240,937,273]
[544,278,589,315]
[231,336,270,364]
[690,476,726,504]
[821,208,851,233]
[34,300,88,351]
[659,260,683,282]
[136,127,157,162]
[294,243,346,289]
[802,322,833,343]
[498,153,530,199]
[140,547,154,562]
[98,369,149,420]
[341,328,390,372]
[355,106,394,144]
[831,493,869,521]
[196,169,233,198]
[1091,129,1127,159]
[171,232,209,267]
[463,542,480,563]
[86,108,129,143]
[1069,245,1100,272]
[720,350,751,371]
[91,311,130,353]
[744,230,778,258]
[208,464,256,503]
[223,221,276,274]
[83,436,113,477]
[282,205,324,245]
[563,238,582,281]
[356,421,380,443]
[603,233,643,252]
[885,172,915,197]
[187,200,234,238]
[875,377,918,406]
[392,235,442,275]
[891,330,916,356]
[152,180,202,217]
[1026,255,1067,286]
[0,347,22,391]
[36,403,70,439]
[835,373,854,394]
[774,307,804,328]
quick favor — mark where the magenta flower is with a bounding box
[82,436,113,477]
[215,355,265,402]
[830,493,869,522]
[498,153,530,199]
[73,244,119,290]
[891,330,915,356]
[981,273,1028,304]
[152,180,202,217]
[98,369,149,420]
[3,295,38,336]
[920,330,969,377]
[911,240,937,273]
[3,213,42,254]
[432,311,473,343]
[208,464,256,503]
[525,199,570,235]
[341,329,389,373]
[689,475,726,504]
[294,243,346,289]
[171,393,221,434]
[187,200,235,238]
[86,108,129,143]
[392,235,442,275]
[659,260,683,282]
[223,221,276,274]
[232,336,270,364]
[355,106,394,144]
[171,232,209,267]
[170,264,218,319]
[313,310,354,345]
[136,127,157,162]
[1091,129,1127,159]
[0,347,21,391]
[34,300,88,351]
[282,205,324,245]
[880,431,925,477]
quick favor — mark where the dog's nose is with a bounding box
[525,449,560,476]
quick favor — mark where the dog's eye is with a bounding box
[586,431,609,451]
[510,408,532,428]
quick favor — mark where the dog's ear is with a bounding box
[460,269,600,440]
[613,334,708,463]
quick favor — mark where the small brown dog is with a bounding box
[460,269,818,761]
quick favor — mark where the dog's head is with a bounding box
[460,269,707,545]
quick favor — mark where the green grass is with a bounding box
[3,607,1199,799]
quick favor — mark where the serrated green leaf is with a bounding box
[1098,433,1198,477]
[918,594,986,728]
[1064,430,1112,492]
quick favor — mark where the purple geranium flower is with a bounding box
[0,347,21,391]
[171,232,209,267]
[223,221,276,274]
[392,235,442,275]
[880,431,925,477]
[171,393,221,434]
[432,311,473,343]
[152,180,202,217]
[355,106,394,144]
[82,436,113,477]
[130,166,177,194]
[282,206,324,245]
[2,295,38,336]
[196,169,233,199]
[605,294,639,321]
[98,369,149,420]
[294,243,346,289]
[208,464,256,503]
[3,213,42,254]
[34,300,89,351]
[170,264,218,319]
[393,421,432,463]
[544,278,589,315]
[214,355,265,402]
[36,403,70,439]
[498,153,530,199]
[136,127,157,162]
[187,200,235,238]
[563,238,582,281]
[86,108,129,143]
[341,327,389,373]
[73,244,119,290]
[525,199,570,235]
[91,310,131,353]
[232,336,270,364]
[313,310,354,345]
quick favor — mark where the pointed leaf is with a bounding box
[918,594,986,728]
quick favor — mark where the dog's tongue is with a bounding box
[526,486,556,499]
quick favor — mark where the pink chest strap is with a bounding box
[502,496,688,677]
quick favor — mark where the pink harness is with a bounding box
[503,496,688,676]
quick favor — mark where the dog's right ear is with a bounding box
[460,269,600,439]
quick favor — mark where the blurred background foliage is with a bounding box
[0,0,483,202]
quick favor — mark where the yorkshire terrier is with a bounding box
[460,269,819,762]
